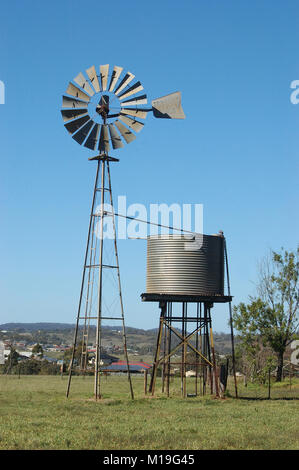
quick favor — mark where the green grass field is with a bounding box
[0,374,298,450]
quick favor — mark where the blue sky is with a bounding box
[0,0,298,332]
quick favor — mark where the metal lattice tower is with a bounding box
[66,154,134,400]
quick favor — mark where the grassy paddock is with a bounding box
[0,374,298,450]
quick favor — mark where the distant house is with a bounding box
[17,351,32,359]
[3,349,32,361]
[87,351,118,365]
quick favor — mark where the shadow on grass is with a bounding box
[237,396,299,401]
[225,391,299,401]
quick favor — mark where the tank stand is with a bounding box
[147,300,220,398]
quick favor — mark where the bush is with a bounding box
[2,359,61,375]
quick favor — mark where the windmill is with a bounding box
[62,64,185,400]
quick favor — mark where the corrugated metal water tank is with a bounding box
[146,234,224,296]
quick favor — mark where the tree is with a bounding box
[3,346,20,373]
[6,346,20,368]
[32,343,43,358]
[233,247,299,382]
[63,340,86,366]
[18,359,41,375]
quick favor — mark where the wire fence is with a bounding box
[226,375,299,401]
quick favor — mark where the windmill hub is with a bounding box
[96,95,110,123]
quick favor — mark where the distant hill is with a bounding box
[0,322,233,355]
[0,323,143,332]
[0,323,76,332]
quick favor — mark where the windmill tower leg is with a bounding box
[106,160,134,400]
[66,154,134,400]
[66,161,100,398]
[94,156,105,400]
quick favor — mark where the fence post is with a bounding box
[144,369,148,395]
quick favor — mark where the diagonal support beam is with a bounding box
[160,321,213,367]
[149,305,166,394]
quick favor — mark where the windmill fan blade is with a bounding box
[151,91,185,119]
[99,124,110,152]
[62,95,89,109]
[86,65,100,93]
[114,72,135,96]
[73,72,95,96]
[108,123,124,149]
[84,123,100,150]
[120,94,147,106]
[114,120,136,144]
[64,114,91,134]
[118,115,144,133]
[66,82,91,102]
[107,113,120,118]
[61,109,88,122]
[120,108,149,119]
[100,64,109,91]
[72,120,94,145]
[108,65,123,92]
[118,81,144,101]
